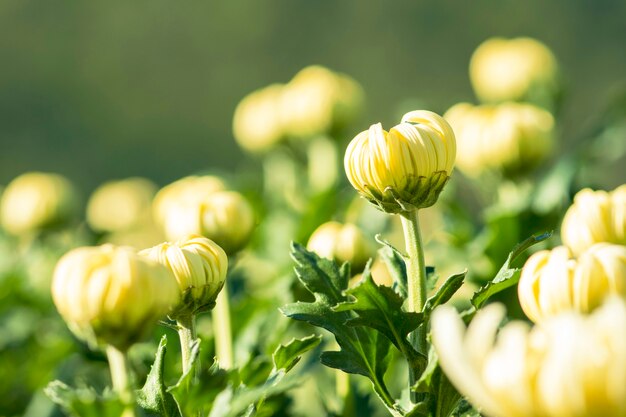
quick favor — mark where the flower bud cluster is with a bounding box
[233,65,363,152]
[344,110,456,213]
[0,172,78,236]
[444,102,554,177]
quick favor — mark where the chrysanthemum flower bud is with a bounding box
[141,235,228,318]
[233,84,286,153]
[561,185,626,256]
[444,102,554,177]
[518,244,626,322]
[87,177,157,233]
[51,245,179,350]
[281,66,363,138]
[344,110,456,213]
[307,221,373,273]
[0,172,78,236]
[152,175,226,226]
[162,191,255,255]
[470,37,559,103]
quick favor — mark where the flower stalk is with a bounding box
[106,345,136,417]
[213,285,233,369]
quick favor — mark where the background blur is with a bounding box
[1,0,625,191]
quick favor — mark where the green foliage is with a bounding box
[44,381,126,417]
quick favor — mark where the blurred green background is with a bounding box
[1,0,625,191]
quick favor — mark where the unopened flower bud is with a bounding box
[87,177,157,233]
[344,110,456,213]
[307,221,373,273]
[444,102,554,177]
[518,244,626,322]
[162,191,255,255]
[0,172,78,235]
[141,235,228,317]
[561,186,626,256]
[51,245,179,350]
[470,37,559,103]
[233,84,286,153]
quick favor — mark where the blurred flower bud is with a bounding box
[87,177,157,233]
[344,110,456,213]
[470,37,559,104]
[51,245,179,350]
[561,186,626,256]
[141,235,228,318]
[307,221,374,273]
[233,84,286,153]
[281,66,363,138]
[152,175,226,226]
[445,102,554,177]
[0,172,78,236]
[162,191,255,255]
[519,244,626,322]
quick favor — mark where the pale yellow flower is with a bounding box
[561,185,626,256]
[344,110,456,213]
[519,244,626,322]
[307,221,374,273]
[0,172,78,235]
[87,177,157,233]
[233,84,286,153]
[470,37,558,103]
[161,191,255,255]
[444,102,554,177]
[141,235,227,317]
[431,298,626,417]
[52,245,179,350]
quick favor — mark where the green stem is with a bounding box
[400,209,428,403]
[177,314,197,377]
[213,285,233,369]
[106,345,136,417]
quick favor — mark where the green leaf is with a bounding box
[44,381,125,417]
[379,245,408,298]
[471,232,551,310]
[333,263,426,374]
[280,243,397,412]
[272,334,322,372]
[422,270,467,320]
[136,335,182,417]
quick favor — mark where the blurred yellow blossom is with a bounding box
[0,172,78,236]
[141,235,228,317]
[344,110,456,213]
[432,298,626,417]
[307,221,374,273]
[444,102,554,177]
[470,37,559,103]
[51,244,179,350]
[561,185,626,256]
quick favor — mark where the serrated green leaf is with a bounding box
[272,334,322,372]
[379,245,408,298]
[280,243,397,411]
[44,381,126,417]
[422,270,467,320]
[471,232,551,310]
[136,335,182,417]
[333,264,426,374]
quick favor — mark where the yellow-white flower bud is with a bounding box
[519,244,626,322]
[432,298,626,417]
[51,245,179,350]
[141,235,228,317]
[0,172,78,235]
[307,221,373,273]
[87,177,157,233]
[470,37,559,103]
[344,110,456,213]
[561,185,626,256]
[444,102,554,177]
[233,84,286,153]
[162,191,255,255]
[281,66,363,138]
[152,175,226,226]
